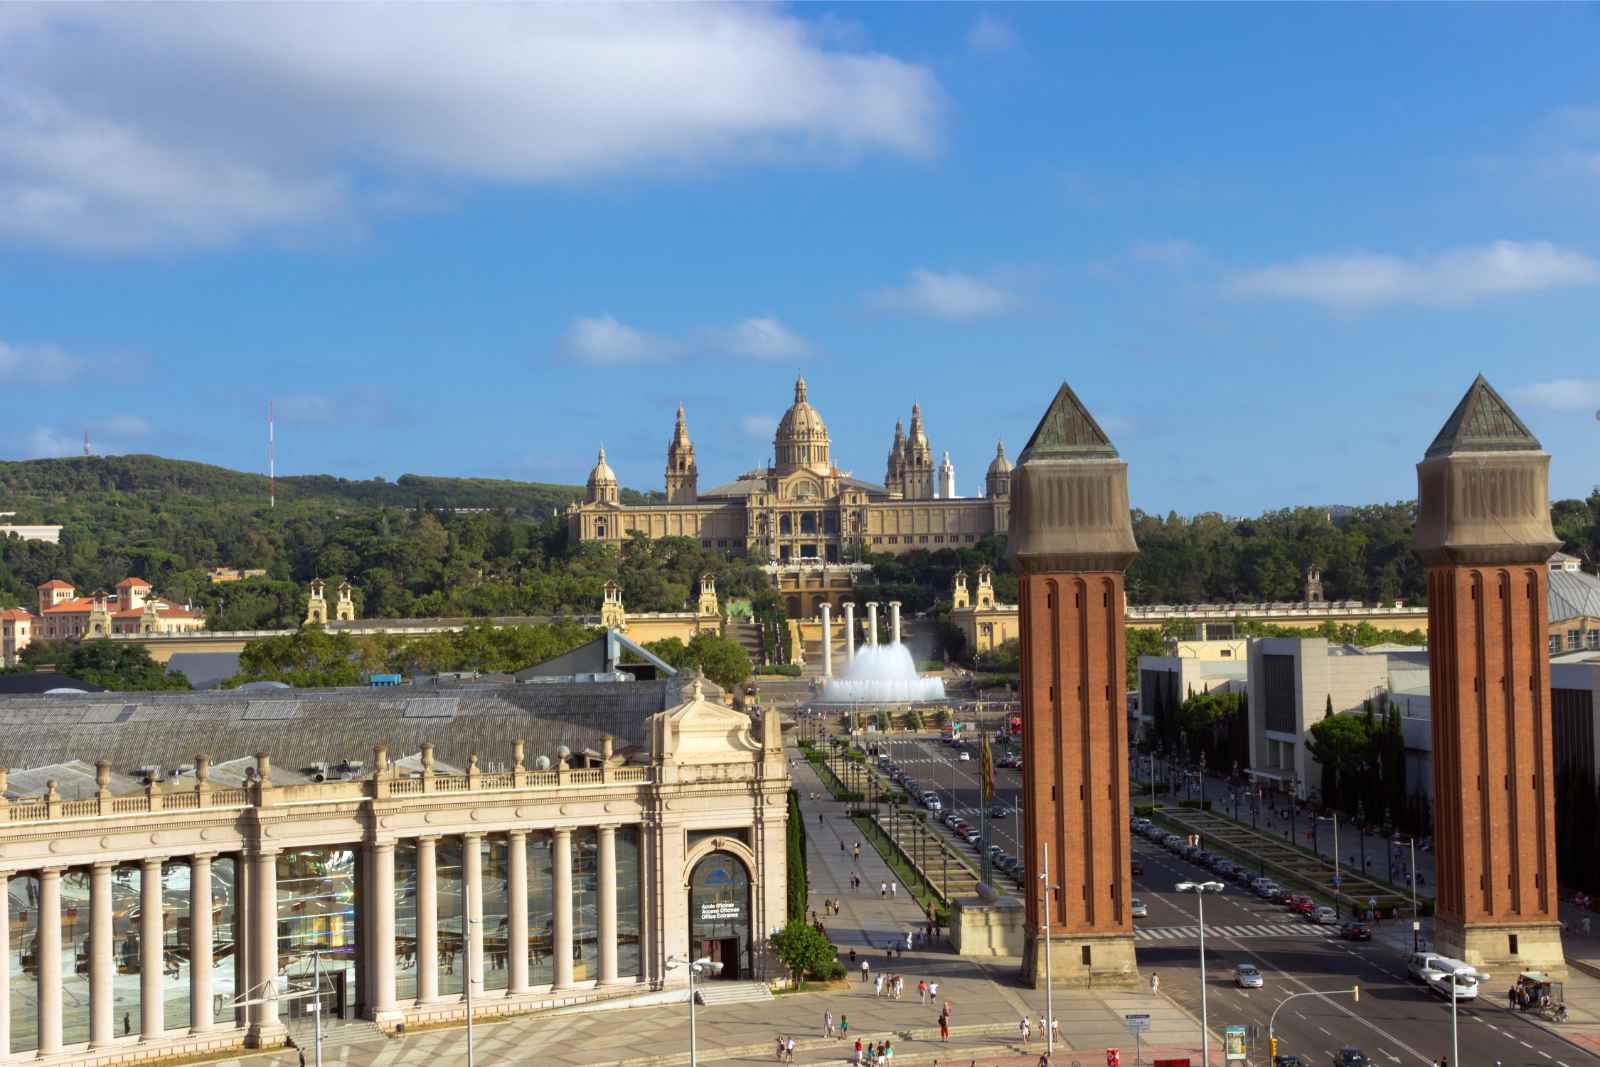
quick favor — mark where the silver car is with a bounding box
[1235,964,1264,989]
[1131,897,1148,918]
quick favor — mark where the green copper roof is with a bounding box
[1017,381,1119,463]
[1424,374,1542,459]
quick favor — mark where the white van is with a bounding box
[1422,956,1480,1001]
[1406,952,1446,981]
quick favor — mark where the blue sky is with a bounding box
[2,4,1598,514]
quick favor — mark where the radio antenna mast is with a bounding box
[268,401,276,509]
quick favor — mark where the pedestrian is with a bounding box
[1020,1016,1031,1046]
[891,880,898,897]
[1039,1055,1050,1067]
[776,1036,787,1062]
[906,930,914,950]
[298,1051,307,1067]
[123,1012,131,1036]
[929,981,939,1001]
[1150,973,1160,995]
[881,881,888,898]
[875,973,885,998]
[826,1010,835,1037]
[942,999,951,1023]
[1051,1017,1060,1043]
[855,843,862,861]
[786,1035,796,1062]
[939,1013,949,1042]
[854,1038,864,1064]
[861,958,870,983]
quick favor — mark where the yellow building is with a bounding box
[948,566,1018,654]
[567,376,1013,562]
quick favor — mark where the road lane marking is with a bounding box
[1522,1042,1534,1049]
[1319,1027,1332,1036]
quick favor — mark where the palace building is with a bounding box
[567,377,1012,562]
[0,673,787,1063]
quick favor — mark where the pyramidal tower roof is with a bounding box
[1424,374,1542,459]
[1017,381,1119,463]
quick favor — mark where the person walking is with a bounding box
[919,978,928,1004]
[938,1012,949,1042]
[1020,1015,1031,1047]
[854,843,861,861]
[875,973,885,998]
[786,1036,796,1062]
[861,958,870,984]
[1150,972,1160,995]
[890,880,898,897]
[929,981,939,1002]
[840,1015,850,1040]
[881,881,888,899]
[825,1009,835,1038]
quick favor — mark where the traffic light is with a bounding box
[1269,1037,1279,1060]
[1352,985,1360,1003]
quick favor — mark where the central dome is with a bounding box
[774,375,831,473]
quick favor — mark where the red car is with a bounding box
[1339,921,1372,941]
[1288,894,1315,915]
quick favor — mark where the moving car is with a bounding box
[958,750,971,762]
[1131,860,1144,876]
[1422,957,1479,1001]
[1331,1047,1367,1067]
[1131,897,1149,918]
[1340,921,1373,942]
[1288,894,1315,915]
[991,804,1010,818]
[1235,963,1263,989]
[1312,906,1339,925]
[925,797,942,813]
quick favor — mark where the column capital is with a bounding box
[370,839,397,854]
[92,859,119,871]
[463,830,485,841]
[141,855,165,870]
[552,826,573,839]
[39,865,67,877]
[188,851,219,863]
[595,823,620,834]
[416,834,441,845]
[507,828,530,841]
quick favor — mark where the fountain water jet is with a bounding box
[820,642,946,704]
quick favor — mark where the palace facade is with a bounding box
[567,377,1012,561]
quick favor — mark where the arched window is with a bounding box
[688,852,752,981]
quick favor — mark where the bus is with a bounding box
[1006,713,1023,738]
[941,723,962,744]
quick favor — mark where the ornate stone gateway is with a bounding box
[688,851,752,980]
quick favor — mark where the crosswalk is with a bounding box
[1135,922,1335,941]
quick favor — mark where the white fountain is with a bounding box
[820,641,946,704]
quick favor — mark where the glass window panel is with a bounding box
[526,832,552,988]
[572,829,598,983]
[212,856,240,1027]
[276,848,357,1021]
[10,874,39,1054]
[688,852,752,981]
[436,838,463,997]
[112,864,141,1038]
[162,860,192,1031]
[395,841,418,1001]
[61,870,91,1045]
[615,827,641,978]
[481,837,509,992]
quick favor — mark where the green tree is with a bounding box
[768,920,837,987]
[686,632,752,691]
[786,790,808,922]
[1125,627,1166,688]
[20,639,190,691]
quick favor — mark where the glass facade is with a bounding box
[394,840,418,1001]
[572,829,598,983]
[112,864,141,1038]
[162,860,193,1030]
[213,856,241,1027]
[616,827,642,978]
[276,847,358,1021]
[61,869,91,1045]
[526,832,553,987]
[436,837,463,997]
[481,836,509,991]
[688,852,751,981]
[9,874,39,1055]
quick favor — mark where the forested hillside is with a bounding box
[1,455,1596,635]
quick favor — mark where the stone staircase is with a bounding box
[285,1015,385,1053]
[727,619,764,662]
[693,980,774,1006]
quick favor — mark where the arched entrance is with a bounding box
[688,851,752,980]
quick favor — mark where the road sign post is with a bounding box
[1126,1013,1151,1067]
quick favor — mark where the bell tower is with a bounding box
[1415,374,1565,974]
[952,570,970,610]
[600,581,627,631]
[665,404,699,503]
[1305,566,1325,604]
[1012,381,1139,988]
[304,579,328,627]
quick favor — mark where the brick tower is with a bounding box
[1415,375,1564,974]
[1011,382,1139,987]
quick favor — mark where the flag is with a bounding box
[981,733,995,804]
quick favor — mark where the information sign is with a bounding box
[1224,1025,1247,1062]
[1125,1014,1151,1033]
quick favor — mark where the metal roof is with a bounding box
[1550,568,1600,623]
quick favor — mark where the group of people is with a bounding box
[1017,1013,1061,1046]
[854,1037,895,1064]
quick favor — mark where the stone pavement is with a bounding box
[208,749,1208,1067]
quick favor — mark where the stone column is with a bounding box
[89,862,114,1046]
[247,848,280,1046]
[507,831,530,994]
[416,836,439,1003]
[597,826,619,985]
[191,853,215,1032]
[889,601,902,646]
[370,842,396,1015]
[866,601,879,647]
[141,856,164,1040]
[464,833,484,998]
[819,603,833,679]
[38,867,63,1056]
[552,829,573,989]
[843,602,856,662]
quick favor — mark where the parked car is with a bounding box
[1131,859,1144,876]
[1340,922,1373,942]
[963,828,981,845]
[1312,906,1339,925]
[926,797,942,813]
[1235,964,1264,989]
[1255,882,1283,899]
[1288,894,1315,914]
[991,805,1011,818]
[1131,897,1149,918]
[1270,887,1295,904]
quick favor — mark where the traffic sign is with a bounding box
[1126,1014,1152,1033]
[1224,1025,1247,1062]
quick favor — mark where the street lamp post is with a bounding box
[1268,987,1360,1065]
[1040,844,1059,1057]
[668,955,724,1067]
[1176,881,1223,1067]
[1409,837,1420,951]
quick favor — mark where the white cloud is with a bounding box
[703,317,812,360]
[0,6,942,252]
[1130,239,1204,270]
[0,339,84,384]
[21,415,148,459]
[1512,378,1600,413]
[737,414,779,441]
[274,386,391,426]
[869,269,1020,320]
[558,315,681,366]
[1228,240,1600,309]
[967,15,1018,53]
